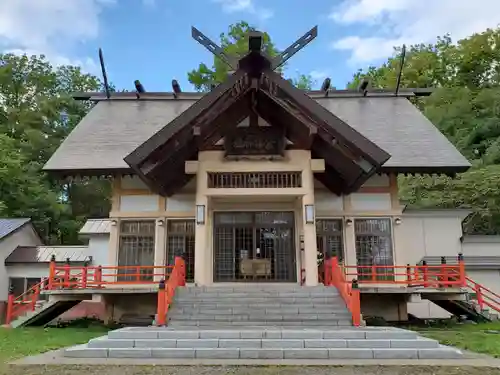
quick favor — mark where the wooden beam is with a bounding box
[314,165,346,195]
[312,137,363,185]
[260,69,391,167]
[258,89,319,148]
[198,94,252,149]
[139,86,252,180]
[256,91,316,149]
[125,70,249,167]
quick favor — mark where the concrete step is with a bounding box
[87,337,441,349]
[171,303,348,310]
[64,327,463,359]
[169,306,350,316]
[167,321,354,327]
[169,314,352,321]
[64,345,464,359]
[177,286,334,293]
[176,292,340,298]
[174,297,342,304]
[108,328,421,340]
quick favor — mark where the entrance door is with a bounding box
[166,220,195,282]
[213,211,296,282]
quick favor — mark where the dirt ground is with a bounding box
[2,365,500,375]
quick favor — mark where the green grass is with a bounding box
[416,322,500,357]
[0,326,108,362]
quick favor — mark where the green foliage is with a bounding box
[188,21,313,91]
[349,28,500,234]
[0,53,111,244]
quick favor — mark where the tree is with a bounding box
[348,28,500,234]
[0,53,111,244]
[188,21,314,91]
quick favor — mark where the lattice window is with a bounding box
[118,220,155,282]
[316,219,344,262]
[167,220,195,282]
[207,172,302,188]
[354,219,394,281]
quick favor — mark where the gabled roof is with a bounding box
[44,26,470,197]
[79,219,112,235]
[43,96,470,174]
[0,218,31,240]
[4,245,90,264]
[121,66,392,195]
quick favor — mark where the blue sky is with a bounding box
[95,0,361,91]
[2,0,500,92]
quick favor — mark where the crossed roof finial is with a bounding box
[191,26,318,73]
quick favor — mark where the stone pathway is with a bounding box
[10,347,500,367]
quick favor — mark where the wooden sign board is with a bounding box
[224,126,285,159]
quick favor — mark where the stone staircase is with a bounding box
[63,285,464,359]
[167,285,353,327]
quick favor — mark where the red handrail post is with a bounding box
[156,279,166,326]
[5,286,14,325]
[351,279,361,327]
[439,256,446,288]
[371,265,377,282]
[64,257,71,288]
[458,253,466,287]
[332,257,339,287]
[48,254,56,290]
[324,259,331,286]
[95,266,103,288]
[175,257,186,286]
[422,260,429,287]
[31,284,40,311]
[406,264,412,287]
[81,261,88,289]
[474,283,484,310]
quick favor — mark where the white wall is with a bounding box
[87,235,110,267]
[396,211,467,266]
[397,210,466,320]
[462,237,500,257]
[6,264,49,279]
[0,225,42,301]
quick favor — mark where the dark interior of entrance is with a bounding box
[166,220,195,282]
[213,211,296,282]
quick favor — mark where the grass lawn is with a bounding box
[416,322,500,357]
[0,326,108,363]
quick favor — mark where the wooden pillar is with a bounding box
[302,161,318,286]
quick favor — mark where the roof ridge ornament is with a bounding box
[191,25,318,74]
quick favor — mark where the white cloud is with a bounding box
[0,0,114,72]
[330,0,500,64]
[214,0,274,21]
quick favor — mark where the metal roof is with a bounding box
[43,97,470,174]
[79,219,112,235]
[4,245,90,264]
[421,255,500,270]
[0,218,31,240]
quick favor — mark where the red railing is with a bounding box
[156,256,186,326]
[343,261,466,287]
[324,257,361,326]
[47,257,174,289]
[5,279,45,325]
[466,276,500,314]
[316,254,466,288]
